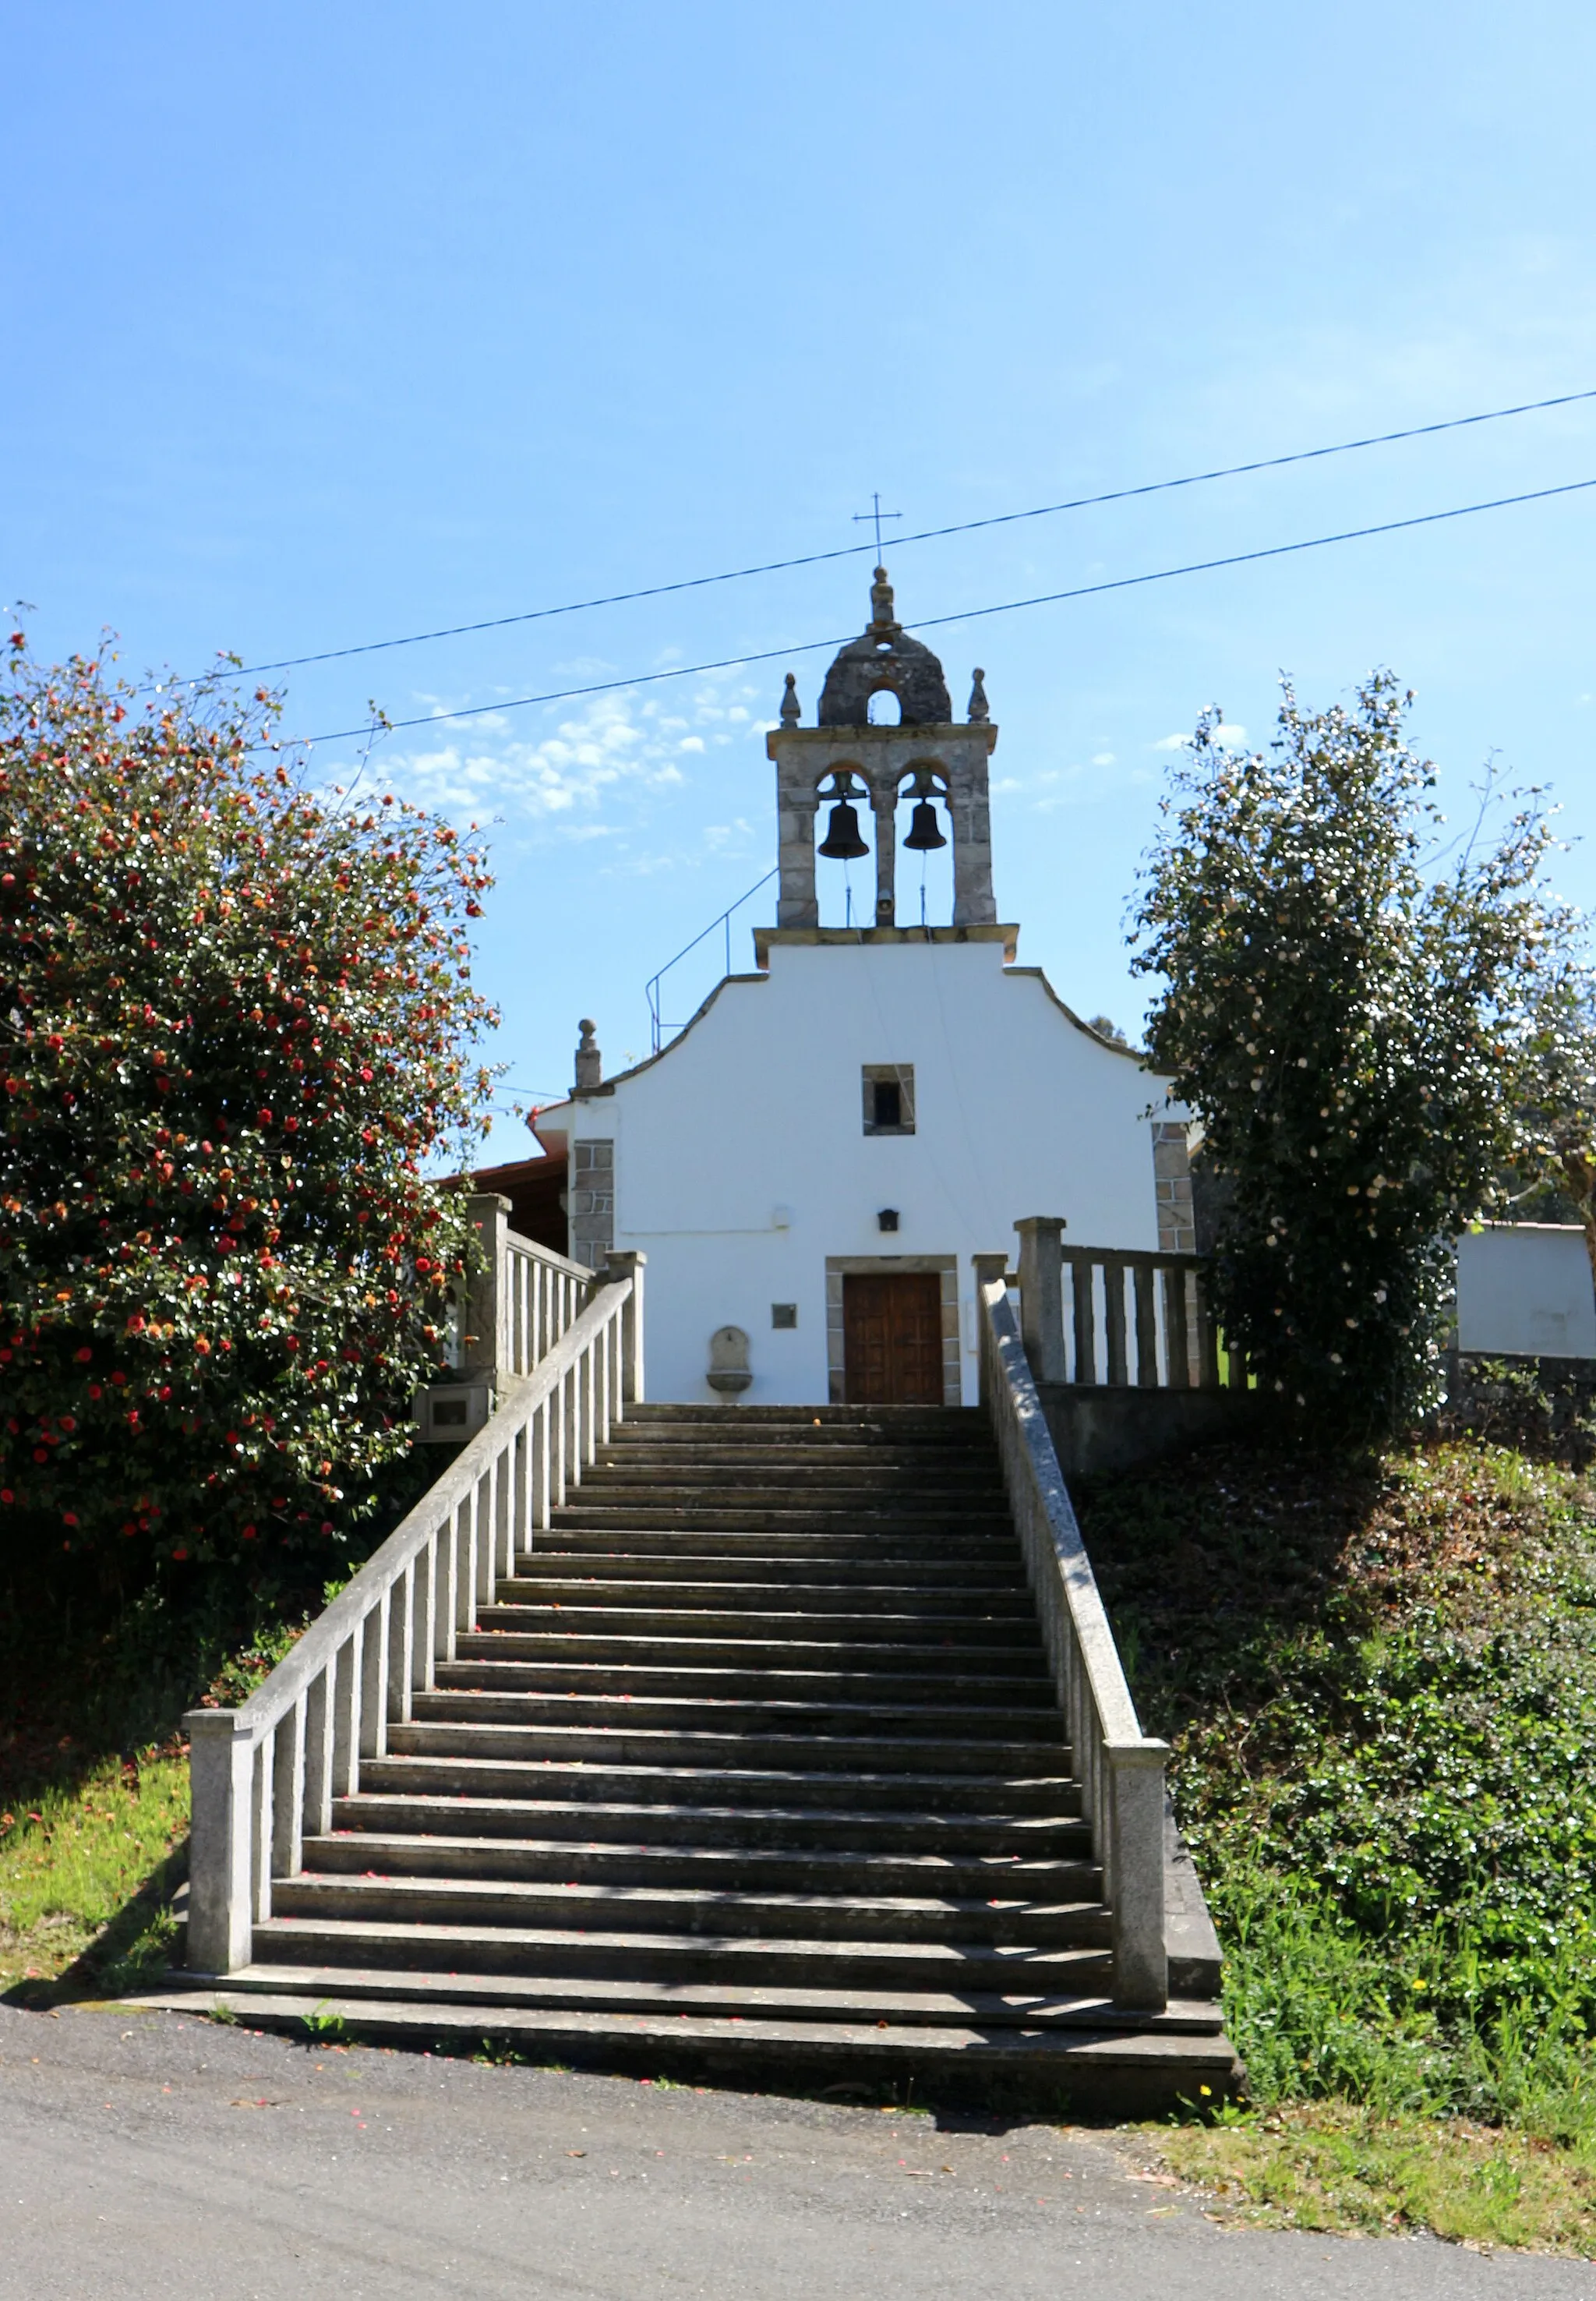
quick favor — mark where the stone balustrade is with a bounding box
[973,1257,1169,2010]
[185,1257,644,1977]
[1014,1215,1245,1392]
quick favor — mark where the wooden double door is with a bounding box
[842,1271,945,1406]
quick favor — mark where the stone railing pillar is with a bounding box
[1107,1739,1171,2010]
[971,1254,1010,1409]
[1015,1215,1068,1385]
[185,1712,256,1975]
[602,1249,647,1403]
[463,1193,512,1383]
[870,783,898,925]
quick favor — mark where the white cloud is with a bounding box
[367,691,694,828]
[1092,751,1116,767]
[341,666,781,839]
[1152,733,1188,752]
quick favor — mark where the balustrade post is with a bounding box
[971,1255,1009,1408]
[185,1711,256,1974]
[1163,1262,1192,1387]
[1014,1217,1068,1385]
[1107,1737,1171,2010]
[1132,1262,1158,1387]
[1193,1264,1220,1389]
[1103,1256,1129,1387]
[463,1193,511,1390]
[603,1250,647,1404]
[1070,1254,1098,1386]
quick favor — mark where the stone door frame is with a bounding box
[824,1254,961,1408]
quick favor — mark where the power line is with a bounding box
[285,472,1596,750]
[230,385,1596,677]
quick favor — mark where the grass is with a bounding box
[0,1586,317,2002]
[1156,2103,1596,2251]
[0,1746,189,1996]
[1075,1426,1596,2253]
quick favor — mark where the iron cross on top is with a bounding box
[853,492,902,562]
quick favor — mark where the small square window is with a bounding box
[772,1302,798,1330]
[862,1063,915,1135]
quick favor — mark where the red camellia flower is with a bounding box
[2,637,493,1582]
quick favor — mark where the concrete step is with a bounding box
[157,1964,1226,2039]
[331,1792,1093,1857]
[303,1828,1100,1902]
[506,1556,1027,1589]
[565,1483,1003,1511]
[133,1978,1238,2114]
[383,1719,1069,1776]
[247,1914,1115,1994]
[548,1506,1015,1535]
[582,1458,1002,1486]
[615,1405,988,1431]
[460,1629,1049,1668]
[441,1656,1053,1703]
[521,1530,1022,1562]
[354,1755,1081,1817]
[411,1688,1058,1737]
[492,1578,1030,1616]
[475,1604,1035,1644]
[270,1871,1110,1948]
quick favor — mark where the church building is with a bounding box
[531,569,1192,1407]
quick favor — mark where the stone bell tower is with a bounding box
[765,568,999,931]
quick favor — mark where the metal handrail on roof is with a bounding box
[644,866,777,1054]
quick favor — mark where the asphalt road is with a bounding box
[0,2002,1587,2299]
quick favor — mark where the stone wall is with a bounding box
[1151,1122,1195,1255]
[569,1138,613,1270]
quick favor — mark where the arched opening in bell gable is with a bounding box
[898,765,954,929]
[814,765,870,928]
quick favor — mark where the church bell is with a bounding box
[817,798,870,860]
[902,798,947,852]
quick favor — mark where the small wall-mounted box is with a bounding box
[414,1381,493,1445]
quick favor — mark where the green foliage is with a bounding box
[0,634,497,1598]
[1079,1433,1596,2135]
[1132,676,1571,1435]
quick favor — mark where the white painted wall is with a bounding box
[1455,1223,1596,1359]
[542,937,1180,1405]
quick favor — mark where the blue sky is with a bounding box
[11,2,1596,1142]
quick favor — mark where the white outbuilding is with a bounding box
[532,569,1192,1407]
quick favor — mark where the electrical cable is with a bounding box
[283,472,1596,750]
[227,385,1596,677]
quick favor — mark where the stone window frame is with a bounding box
[824,1254,961,1408]
[862,1062,916,1136]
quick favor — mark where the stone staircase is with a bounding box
[172,1405,1235,2106]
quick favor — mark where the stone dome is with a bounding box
[817,567,952,729]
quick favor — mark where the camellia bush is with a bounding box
[0,634,497,1599]
[1132,674,1575,1437]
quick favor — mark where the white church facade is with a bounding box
[532,569,1193,1409]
